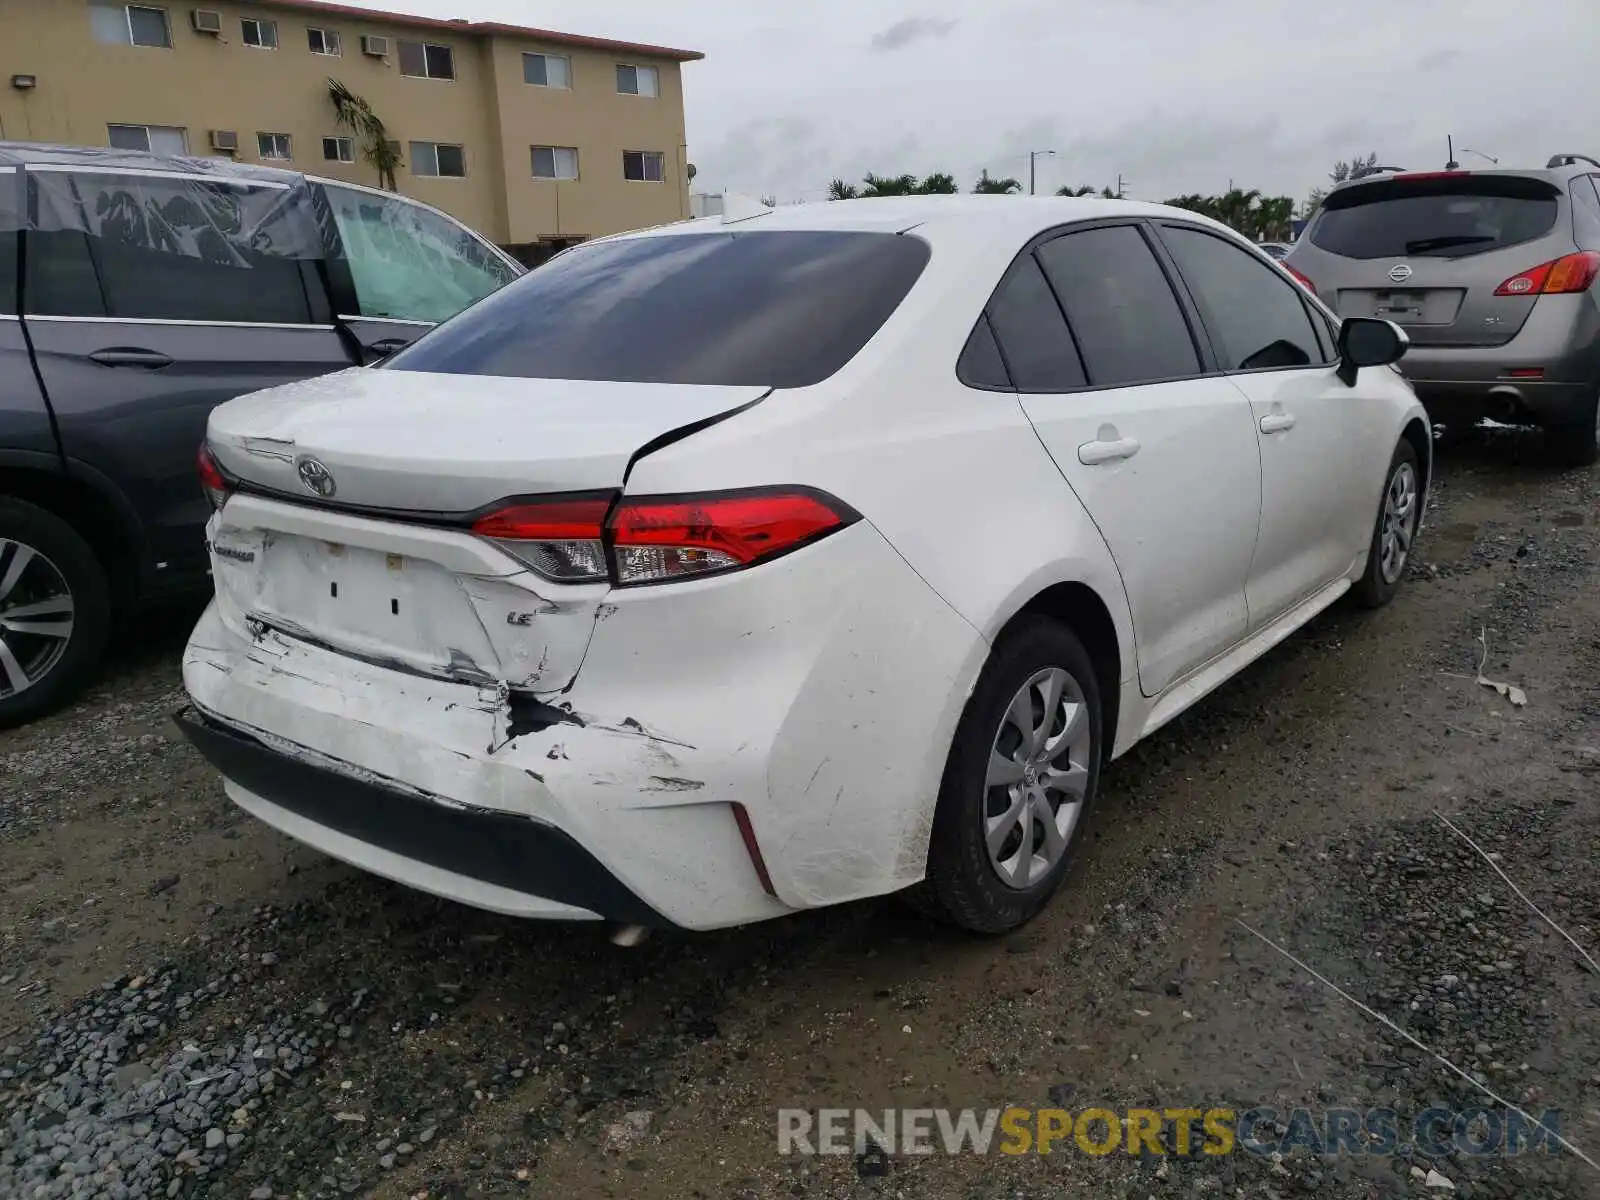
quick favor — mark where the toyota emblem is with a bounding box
[1388,263,1414,283]
[296,456,337,498]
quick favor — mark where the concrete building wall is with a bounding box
[0,0,698,245]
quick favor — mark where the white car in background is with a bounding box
[179,197,1428,936]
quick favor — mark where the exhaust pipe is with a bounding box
[610,924,650,948]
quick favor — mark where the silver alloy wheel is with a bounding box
[1379,461,1419,585]
[984,666,1093,890]
[0,540,76,700]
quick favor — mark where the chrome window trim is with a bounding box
[22,315,335,330]
[337,314,434,328]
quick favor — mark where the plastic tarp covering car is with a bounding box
[320,185,515,324]
[26,162,321,267]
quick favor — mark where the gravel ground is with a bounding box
[2,425,1598,1200]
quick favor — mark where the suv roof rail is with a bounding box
[1546,153,1600,169]
[1348,165,1407,180]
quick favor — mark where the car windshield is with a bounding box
[386,230,932,388]
[1309,175,1560,259]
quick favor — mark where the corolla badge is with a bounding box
[296,456,337,498]
[1388,263,1414,283]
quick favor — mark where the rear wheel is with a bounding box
[914,618,1103,934]
[0,500,111,730]
[1543,385,1600,468]
[1352,440,1420,609]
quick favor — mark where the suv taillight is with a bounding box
[197,444,232,512]
[1284,264,1317,295]
[1494,251,1600,296]
[471,488,859,586]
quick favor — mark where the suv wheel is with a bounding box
[1545,385,1600,468]
[0,500,112,729]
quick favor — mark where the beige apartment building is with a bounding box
[0,0,702,255]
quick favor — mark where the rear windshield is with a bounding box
[387,230,931,388]
[1309,176,1560,259]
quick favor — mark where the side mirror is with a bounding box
[1336,317,1408,386]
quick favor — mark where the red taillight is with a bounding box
[1393,171,1467,182]
[1494,251,1600,297]
[608,488,855,586]
[471,487,857,586]
[470,494,613,582]
[1284,264,1317,295]
[197,444,231,512]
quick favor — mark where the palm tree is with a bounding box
[916,172,958,195]
[828,178,860,201]
[972,170,1021,195]
[862,173,920,197]
[1056,185,1098,197]
[1255,195,1296,242]
[328,78,402,191]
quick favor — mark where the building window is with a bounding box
[257,132,293,161]
[240,17,278,48]
[307,27,342,56]
[615,64,658,97]
[322,136,355,163]
[623,150,665,183]
[522,52,571,88]
[410,142,466,178]
[107,123,188,155]
[90,4,173,48]
[531,146,579,181]
[398,40,455,80]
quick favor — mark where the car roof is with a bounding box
[1327,161,1598,196]
[0,141,303,187]
[613,194,1243,244]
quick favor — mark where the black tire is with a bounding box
[1543,386,1600,468]
[913,617,1104,934]
[1351,439,1421,610]
[0,499,112,730]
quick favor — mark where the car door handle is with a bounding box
[88,348,174,369]
[1077,436,1141,465]
[1259,412,1297,434]
[366,337,413,358]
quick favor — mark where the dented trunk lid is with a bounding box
[205,367,768,513]
[202,368,768,695]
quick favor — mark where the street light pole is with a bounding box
[1030,149,1056,195]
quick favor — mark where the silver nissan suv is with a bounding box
[1287,154,1600,465]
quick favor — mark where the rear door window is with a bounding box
[1159,225,1326,370]
[388,230,931,387]
[322,184,518,325]
[25,169,320,322]
[981,253,1085,391]
[1309,176,1560,259]
[1035,224,1201,387]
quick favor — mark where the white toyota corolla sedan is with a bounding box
[180,196,1428,936]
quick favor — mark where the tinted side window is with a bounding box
[0,170,17,314]
[1160,226,1323,370]
[957,314,1011,389]
[26,170,317,323]
[984,254,1085,391]
[324,185,516,324]
[389,231,930,388]
[1035,225,1199,387]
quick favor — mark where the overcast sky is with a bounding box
[342,0,1600,205]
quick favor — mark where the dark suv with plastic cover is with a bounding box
[0,142,521,727]
[1286,154,1600,464]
